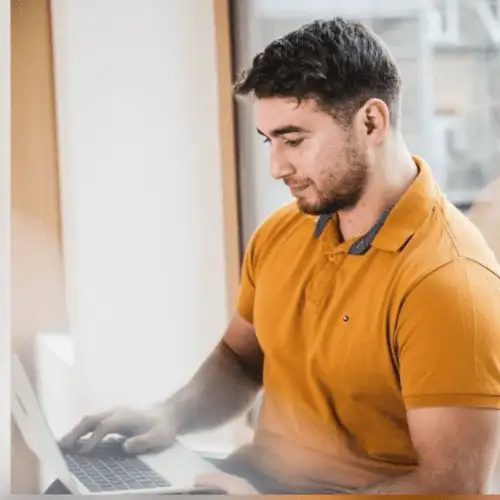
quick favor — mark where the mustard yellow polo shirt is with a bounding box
[236,156,500,490]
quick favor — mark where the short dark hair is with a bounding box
[234,17,402,128]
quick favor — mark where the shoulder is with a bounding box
[396,256,500,344]
[397,198,500,295]
[410,256,500,298]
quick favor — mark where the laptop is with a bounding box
[11,352,225,495]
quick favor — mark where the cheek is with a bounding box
[302,146,339,185]
[291,144,324,178]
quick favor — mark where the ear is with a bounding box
[355,98,391,147]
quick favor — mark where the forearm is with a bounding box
[306,468,480,495]
[353,468,480,495]
[161,340,262,435]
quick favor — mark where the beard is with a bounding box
[296,142,369,216]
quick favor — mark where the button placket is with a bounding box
[308,252,346,306]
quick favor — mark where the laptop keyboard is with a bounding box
[62,437,171,492]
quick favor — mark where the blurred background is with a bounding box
[10,0,500,493]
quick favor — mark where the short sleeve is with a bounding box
[236,231,260,324]
[397,258,500,410]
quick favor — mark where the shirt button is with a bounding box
[328,254,336,262]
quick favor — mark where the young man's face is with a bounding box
[255,97,369,215]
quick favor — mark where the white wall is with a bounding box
[0,0,10,494]
[50,0,231,427]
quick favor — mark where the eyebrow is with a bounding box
[257,125,309,138]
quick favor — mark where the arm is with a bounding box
[196,406,500,495]
[357,407,500,494]
[360,259,500,494]
[60,225,265,453]
[60,312,263,454]
[163,312,263,435]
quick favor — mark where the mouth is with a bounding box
[288,183,311,195]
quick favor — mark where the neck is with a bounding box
[337,142,418,242]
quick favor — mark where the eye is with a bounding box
[284,138,304,147]
[262,137,270,145]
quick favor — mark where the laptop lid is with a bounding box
[11,352,80,494]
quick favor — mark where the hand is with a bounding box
[195,472,259,495]
[58,405,177,455]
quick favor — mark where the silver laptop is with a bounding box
[11,352,222,495]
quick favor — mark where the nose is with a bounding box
[269,146,295,180]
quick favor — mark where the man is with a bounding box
[60,18,500,494]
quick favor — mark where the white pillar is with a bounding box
[50,0,230,427]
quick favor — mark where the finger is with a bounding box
[123,426,175,455]
[79,418,115,453]
[59,412,111,449]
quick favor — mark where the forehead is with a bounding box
[254,97,337,134]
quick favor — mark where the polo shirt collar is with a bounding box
[371,156,440,252]
[313,156,440,254]
[314,209,390,255]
